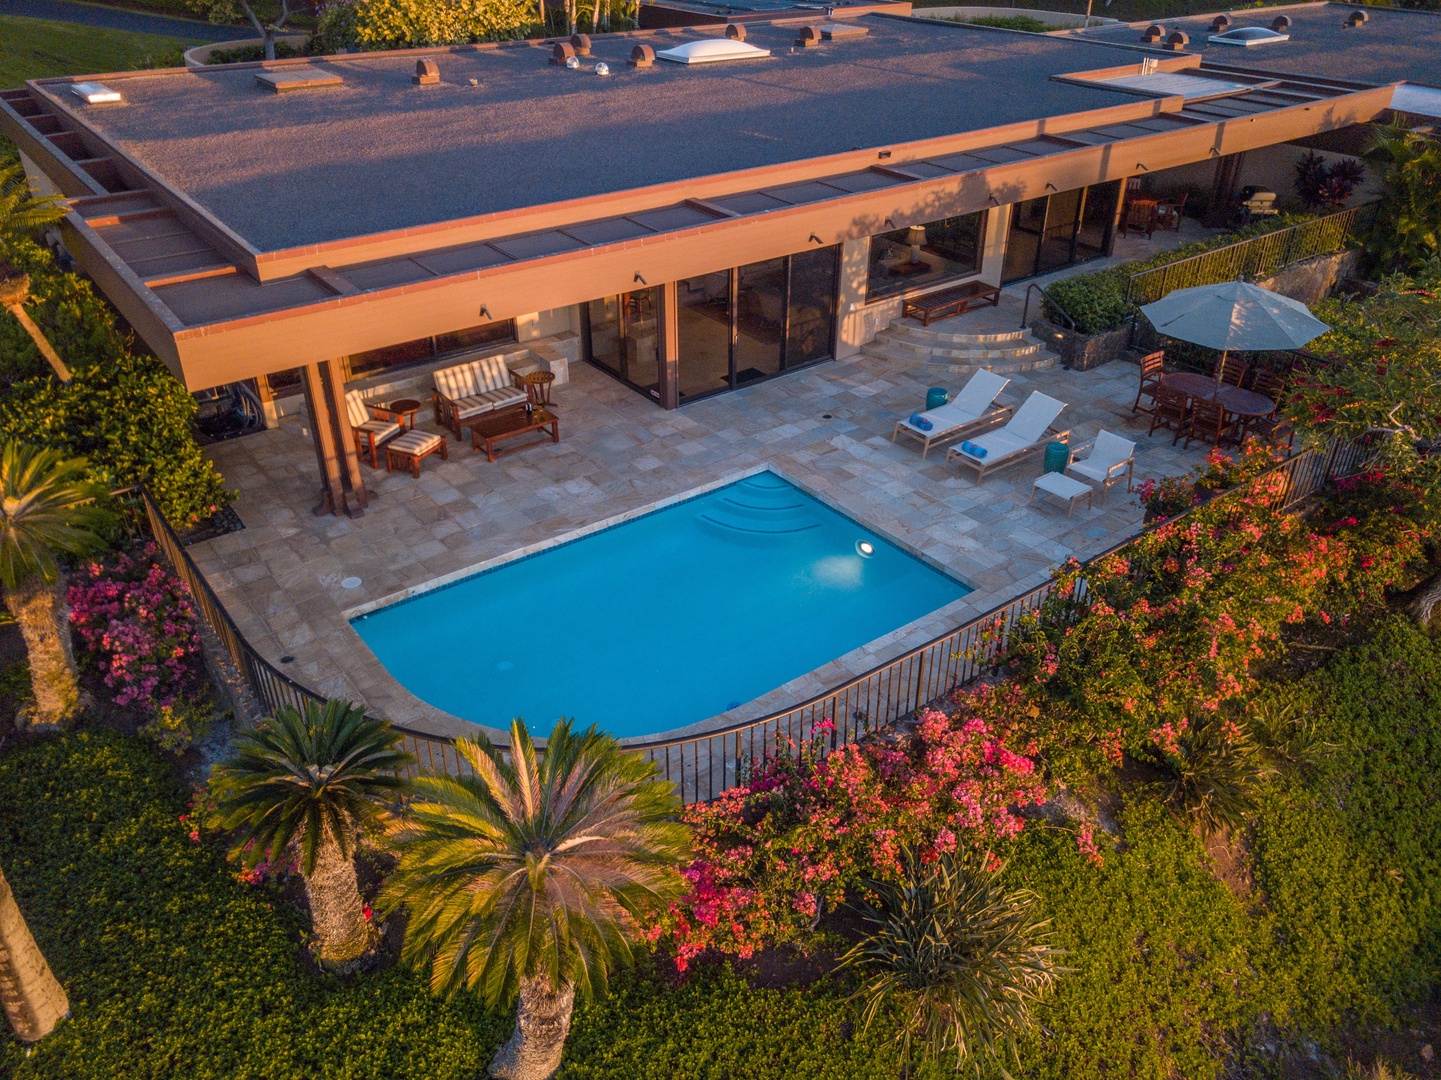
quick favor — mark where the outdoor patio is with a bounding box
[191,344,1214,740]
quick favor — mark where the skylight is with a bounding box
[1208,26,1290,46]
[654,39,773,65]
[71,82,121,105]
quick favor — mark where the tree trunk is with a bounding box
[5,579,81,730]
[488,976,576,1080]
[1413,568,1441,630]
[0,862,69,1042]
[263,28,276,61]
[302,831,372,968]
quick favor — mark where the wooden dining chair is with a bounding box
[1132,350,1167,415]
[1249,368,1288,410]
[1250,412,1296,451]
[1119,199,1158,239]
[1148,384,1191,444]
[1186,397,1239,449]
[1215,355,1249,387]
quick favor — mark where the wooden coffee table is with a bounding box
[468,407,559,462]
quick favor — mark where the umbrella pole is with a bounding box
[1215,349,1226,390]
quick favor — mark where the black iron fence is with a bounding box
[130,437,1369,804]
[1125,205,1368,306]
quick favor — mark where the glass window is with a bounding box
[434,320,516,357]
[866,212,985,301]
[677,271,732,402]
[786,246,838,369]
[733,258,785,387]
[348,320,517,379]
[583,289,660,395]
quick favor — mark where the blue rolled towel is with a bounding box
[909,413,933,431]
[962,441,987,459]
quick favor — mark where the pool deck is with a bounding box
[190,347,1211,741]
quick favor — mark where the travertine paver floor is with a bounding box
[192,347,1210,739]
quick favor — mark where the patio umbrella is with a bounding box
[1138,279,1330,385]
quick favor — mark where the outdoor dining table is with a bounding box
[1161,372,1277,440]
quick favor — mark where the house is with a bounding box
[0,1,1431,516]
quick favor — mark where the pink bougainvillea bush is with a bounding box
[649,686,1049,967]
[67,545,205,712]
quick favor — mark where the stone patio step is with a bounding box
[859,341,1060,376]
[881,320,1033,346]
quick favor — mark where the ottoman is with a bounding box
[1029,471,1093,519]
[384,429,447,478]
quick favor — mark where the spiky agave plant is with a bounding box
[840,849,1065,1077]
[1159,713,1273,837]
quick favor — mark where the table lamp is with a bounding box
[906,224,927,264]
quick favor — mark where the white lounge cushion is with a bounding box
[435,354,521,403]
[898,370,1010,436]
[959,429,1031,462]
[354,419,401,443]
[479,386,527,409]
[473,354,512,393]
[1068,430,1135,484]
[434,362,480,402]
[1003,392,1067,445]
[388,430,443,455]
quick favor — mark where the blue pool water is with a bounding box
[351,473,970,738]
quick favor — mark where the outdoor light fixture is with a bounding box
[634,272,648,284]
[594,62,611,76]
[565,55,581,70]
[906,224,927,264]
[479,305,492,319]
[1045,182,1058,191]
[988,193,999,206]
[856,540,875,557]
[809,233,823,244]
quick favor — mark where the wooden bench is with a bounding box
[902,281,1001,326]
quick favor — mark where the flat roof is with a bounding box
[1064,2,1441,88]
[42,17,1180,252]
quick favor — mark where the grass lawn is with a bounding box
[0,13,190,85]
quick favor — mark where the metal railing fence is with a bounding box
[1125,206,1368,307]
[128,437,1369,804]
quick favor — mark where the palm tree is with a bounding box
[0,443,108,729]
[382,719,690,1080]
[841,849,1064,1077]
[1365,119,1441,273]
[210,699,413,968]
[0,161,65,246]
[0,860,70,1041]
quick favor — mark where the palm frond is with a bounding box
[0,443,110,590]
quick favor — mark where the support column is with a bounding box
[1206,152,1247,228]
[656,280,681,411]
[301,360,368,517]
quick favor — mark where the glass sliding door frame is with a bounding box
[675,246,840,405]
[1001,183,1119,284]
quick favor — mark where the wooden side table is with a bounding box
[387,398,422,430]
[523,371,557,409]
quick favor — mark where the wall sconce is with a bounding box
[808,233,823,245]
[1045,182,1058,191]
[1210,147,1221,157]
[988,193,1000,206]
[1135,163,1149,172]
[479,305,492,319]
[884,218,895,228]
[633,272,647,285]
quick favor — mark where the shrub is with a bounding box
[316,0,536,51]
[1152,712,1271,837]
[0,239,231,527]
[1293,150,1366,210]
[139,697,215,753]
[206,39,306,63]
[652,695,1047,963]
[1044,214,1315,333]
[840,848,1063,1073]
[66,544,206,711]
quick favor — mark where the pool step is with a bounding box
[697,476,826,537]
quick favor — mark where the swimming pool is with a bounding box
[351,472,970,739]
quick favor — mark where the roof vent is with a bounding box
[628,44,655,67]
[654,39,772,64]
[795,25,821,47]
[1141,23,1165,42]
[1209,14,1231,31]
[255,68,343,93]
[1163,30,1189,50]
[1345,9,1367,26]
[726,23,746,40]
[570,33,592,55]
[821,22,866,39]
[71,82,121,104]
[550,42,576,65]
[412,58,439,85]
[1271,14,1292,30]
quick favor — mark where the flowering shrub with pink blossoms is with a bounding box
[67,545,205,713]
[649,686,1049,966]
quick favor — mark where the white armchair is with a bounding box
[1065,429,1135,501]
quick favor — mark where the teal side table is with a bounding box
[926,387,948,411]
[1043,441,1070,475]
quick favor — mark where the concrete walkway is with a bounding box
[2,0,242,41]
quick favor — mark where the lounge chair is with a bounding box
[344,390,403,468]
[1065,429,1136,502]
[945,391,1068,483]
[432,354,529,438]
[892,369,1011,458]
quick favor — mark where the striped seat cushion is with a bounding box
[480,386,527,409]
[345,390,378,428]
[452,396,497,420]
[355,419,401,443]
[434,354,518,402]
[388,430,443,455]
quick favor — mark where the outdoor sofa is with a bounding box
[431,354,530,438]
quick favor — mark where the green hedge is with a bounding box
[1044,215,1313,334]
[0,238,230,527]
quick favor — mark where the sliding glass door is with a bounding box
[675,246,839,404]
[1001,182,1121,284]
[582,287,662,398]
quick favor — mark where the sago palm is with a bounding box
[0,162,65,245]
[0,443,108,728]
[382,719,690,1080]
[841,849,1064,1078]
[210,698,413,967]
